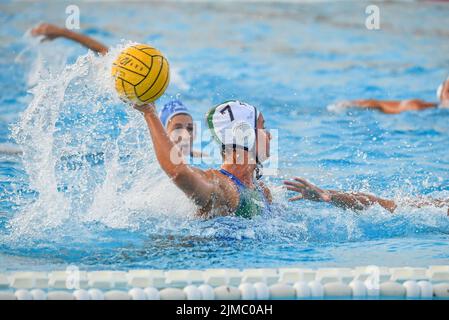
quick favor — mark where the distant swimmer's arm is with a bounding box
[284,177,397,213]
[30,23,109,55]
[347,99,437,114]
[135,103,217,208]
[406,197,449,216]
[325,190,397,212]
[348,99,403,114]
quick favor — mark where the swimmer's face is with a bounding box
[166,114,194,156]
[256,113,271,162]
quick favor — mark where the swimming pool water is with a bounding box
[1,1,449,272]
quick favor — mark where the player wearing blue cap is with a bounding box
[159,100,202,158]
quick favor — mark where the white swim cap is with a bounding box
[206,100,259,151]
[436,83,443,101]
[436,75,449,101]
[437,75,449,109]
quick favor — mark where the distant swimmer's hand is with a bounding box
[335,100,356,108]
[31,23,65,41]
[133,102,156,114]
[284,177,331,202]
[327,100,356,113]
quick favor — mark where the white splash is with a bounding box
[7,42,193,243]
[326,100,354,113]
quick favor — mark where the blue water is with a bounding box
[1,1,449,271]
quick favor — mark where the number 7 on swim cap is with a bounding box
[206,100,259,151]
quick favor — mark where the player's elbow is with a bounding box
[156,148,187,179]
[167,164,192,185]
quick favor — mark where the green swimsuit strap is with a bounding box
[219,169,268,218]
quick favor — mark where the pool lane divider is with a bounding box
[0,266,448,300]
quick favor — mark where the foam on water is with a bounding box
[3,42,194,246]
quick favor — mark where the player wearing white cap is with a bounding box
[134,100,404,218]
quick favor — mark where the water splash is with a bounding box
[6,42,194,245]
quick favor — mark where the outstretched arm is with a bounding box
[407,197,449,216]
[284,177,397,212]
[31,23,109,55]
[135,103,217,208]
[344,99,436,114]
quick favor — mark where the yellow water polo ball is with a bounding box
[112,44,170,105]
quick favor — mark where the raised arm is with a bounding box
[31,23,109,55]
[284,177,397,212]
[134,103,217,208]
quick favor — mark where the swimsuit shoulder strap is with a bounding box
[219,169,246,191]
[219,169,271,218]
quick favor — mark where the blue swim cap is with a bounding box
[159,100,191,128]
